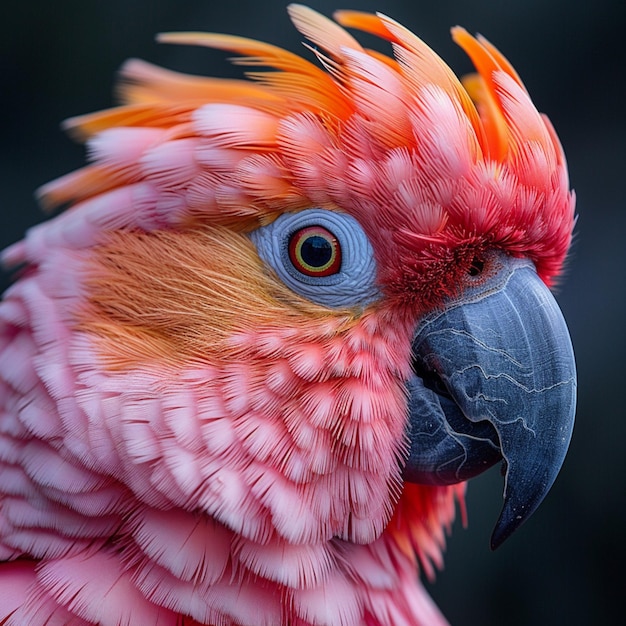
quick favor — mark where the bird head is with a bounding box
[17,5,576,553]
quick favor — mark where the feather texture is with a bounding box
[0,5,574,625]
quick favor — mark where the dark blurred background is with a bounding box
[2,1,624,624]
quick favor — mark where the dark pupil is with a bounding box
[301,235,332,267]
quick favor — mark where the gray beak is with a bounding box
[403,252,576,549]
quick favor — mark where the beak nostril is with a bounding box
[468,257,485,276]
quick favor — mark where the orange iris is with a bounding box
[288,226,341,277]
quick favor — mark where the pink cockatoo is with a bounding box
[0,5,576,625]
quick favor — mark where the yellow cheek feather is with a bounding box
[81,226,353,369]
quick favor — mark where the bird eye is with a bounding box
[249,208,379,309]
[288,226,341,277]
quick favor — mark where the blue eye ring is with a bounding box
[288,226,341,277]
[249,208,380,309]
